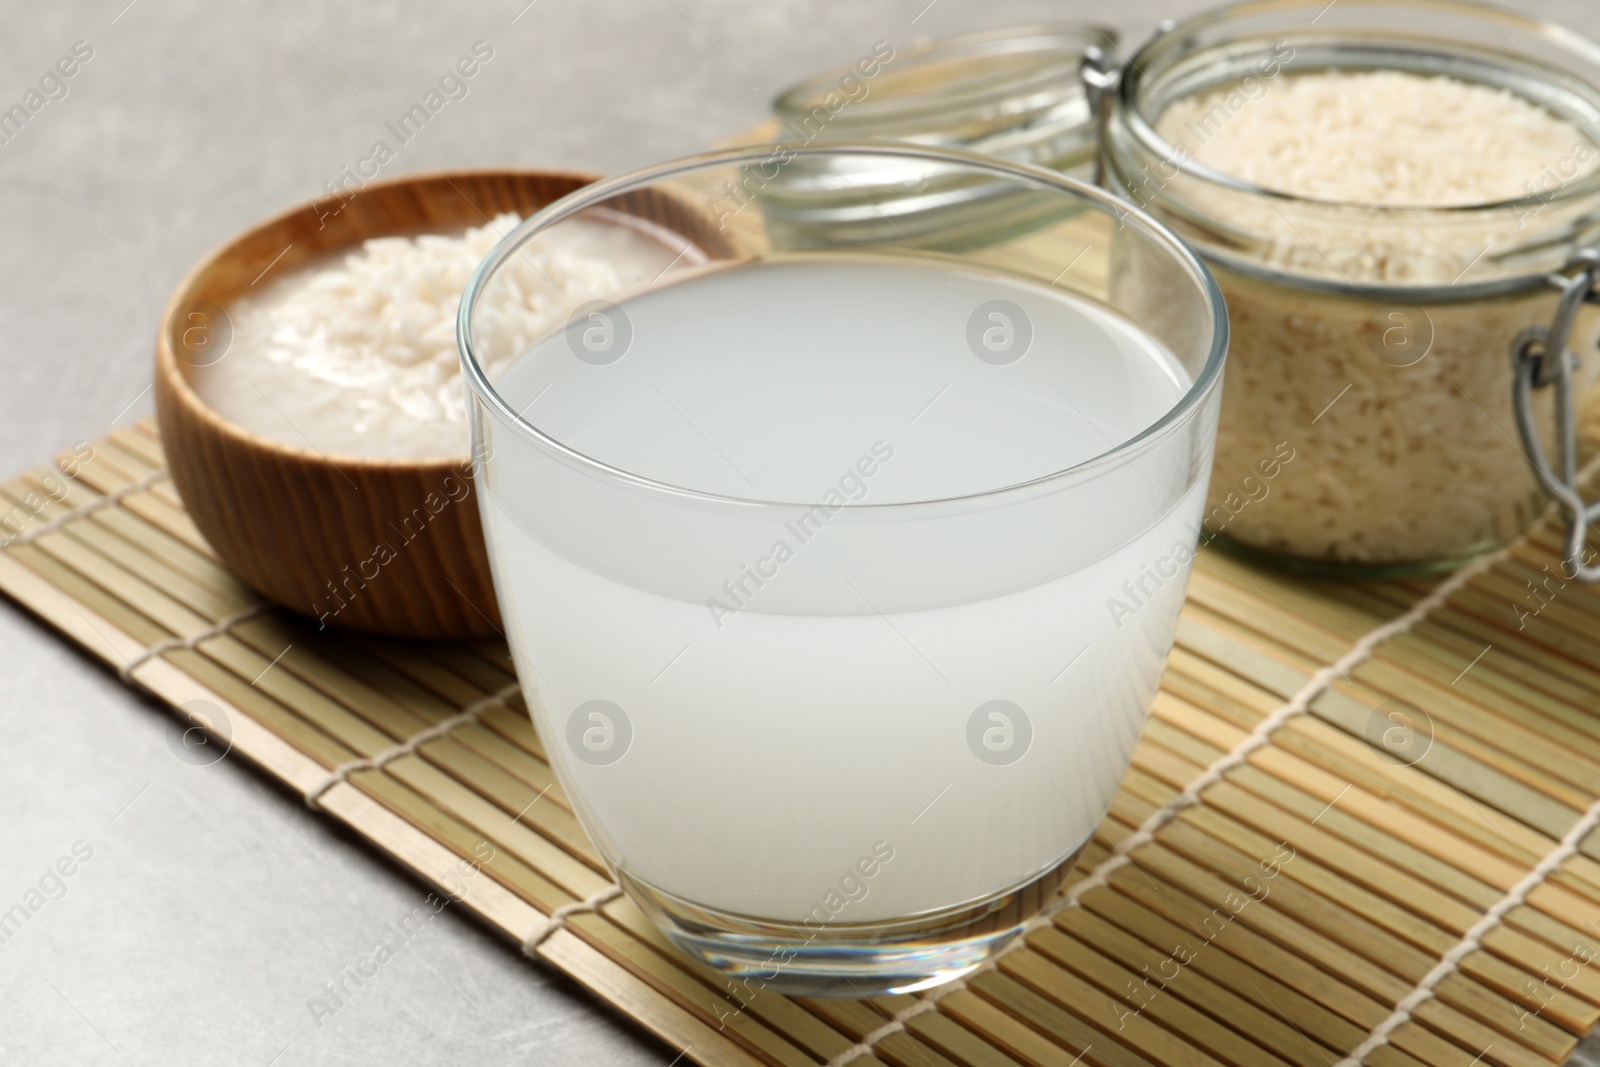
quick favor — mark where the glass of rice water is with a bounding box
[457,144,1227,997]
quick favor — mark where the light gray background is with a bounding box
[2,0,1598,1064]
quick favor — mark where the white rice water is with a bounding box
[479,256,1206,923]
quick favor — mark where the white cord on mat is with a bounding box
[303,681,522,809]
[826,999,942,1065]
[521,884,623,956]
[824,490,1579,1067]
[9,468,167,547]
[1332,795,1600,1067]
[118,603,267,685]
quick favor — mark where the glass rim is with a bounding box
[455,141,1228,512]
[771,23,1114,129]
[1116,0,1600,218]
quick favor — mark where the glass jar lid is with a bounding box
[772,23,1114,174]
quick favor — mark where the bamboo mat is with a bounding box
[4,420,1600,1067]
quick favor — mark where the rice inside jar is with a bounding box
[1105,0,1600,575]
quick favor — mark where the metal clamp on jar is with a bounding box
[1515,254,1600,581]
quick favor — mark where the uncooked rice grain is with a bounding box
[1151,70,1600,565]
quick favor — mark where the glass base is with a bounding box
[620,847,1084,999]
[1208,530,1516,582]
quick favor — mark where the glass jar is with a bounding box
[1103,0,1600,576]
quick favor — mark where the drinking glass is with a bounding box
[458,144,1226,997]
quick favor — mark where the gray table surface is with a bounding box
[3,0,1599,1063]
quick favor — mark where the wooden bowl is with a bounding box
[154,168,728,639]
